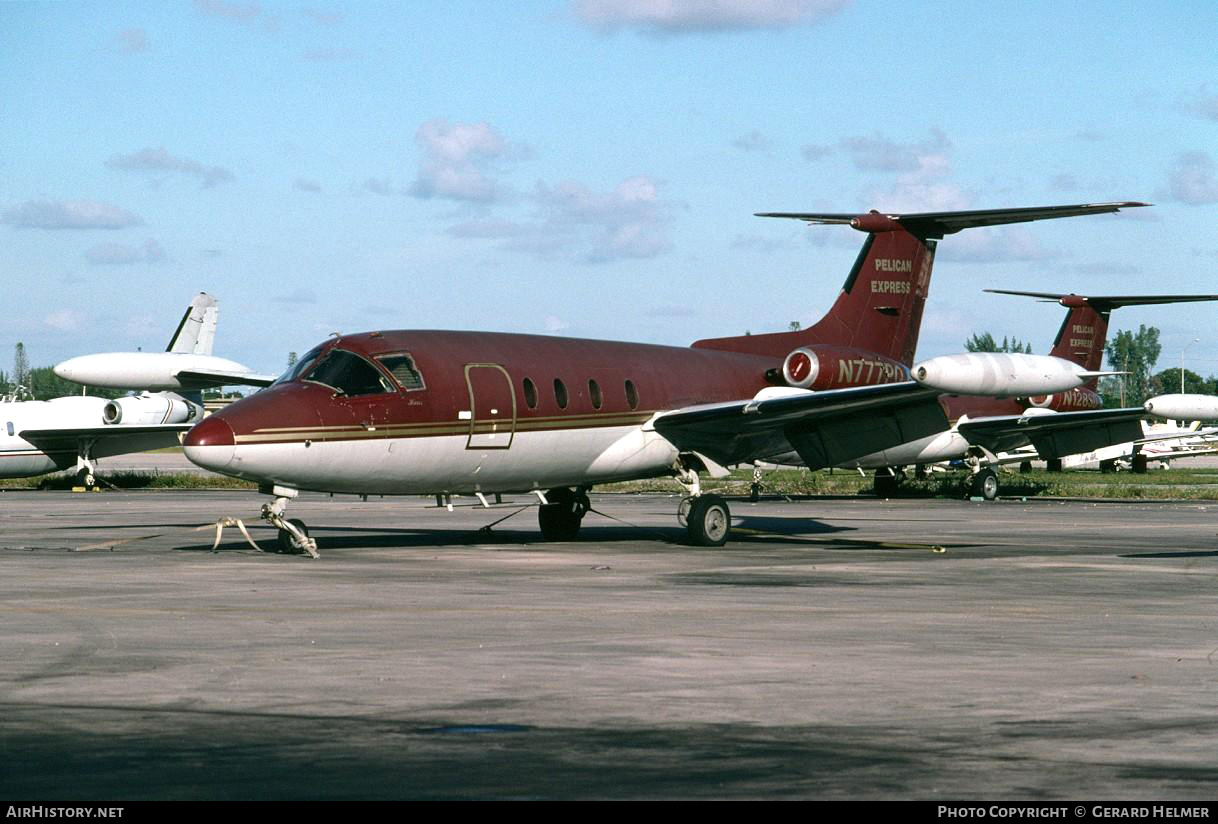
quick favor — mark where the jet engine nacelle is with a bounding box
[913,353,1101,397]
[782,347,821,388]
[103,393,201,425]
[781,346,910,390]
[1144,394,1218,421]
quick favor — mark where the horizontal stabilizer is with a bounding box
[986,290,1218,310]
[755,202,1148,238]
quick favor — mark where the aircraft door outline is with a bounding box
[464,363,516,450]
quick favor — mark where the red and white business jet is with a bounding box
[183,203,1143,555]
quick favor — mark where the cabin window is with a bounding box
[625,380,639,410]
[554,378,568,410]
[522,377,538,410]
[376,353,426,391]
[304,349,392,396]
[589,379,602,410]
[5,422,12,436]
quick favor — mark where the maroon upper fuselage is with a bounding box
[186,330,915,449]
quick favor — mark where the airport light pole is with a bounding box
[1182,338,1200,393]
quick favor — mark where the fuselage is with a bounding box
[183,330,908,495]
[0,397,109,477]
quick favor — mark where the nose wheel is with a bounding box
[260,490,319,558]
[275,518,312,554]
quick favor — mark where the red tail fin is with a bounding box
[693,202,1147,364]
[986,289,1218,387]
[694,219,934,363]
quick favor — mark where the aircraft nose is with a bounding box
[183,415,236,473]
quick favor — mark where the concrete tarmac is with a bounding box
[1,489,1216,800]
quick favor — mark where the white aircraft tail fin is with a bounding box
[166,292,218,355]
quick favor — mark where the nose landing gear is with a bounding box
[260,487,319,558]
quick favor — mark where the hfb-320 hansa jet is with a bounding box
[182,202,1145,556]
[852,289,1218,498]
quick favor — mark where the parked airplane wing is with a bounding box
[653,382,947,469]
[173,369,278,388]
[957,408,1146,459]
[19,424,192,454]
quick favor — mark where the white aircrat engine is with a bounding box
[102,393,202,425]
[912,353,1111,397]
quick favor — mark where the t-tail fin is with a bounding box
[166,292,218,356]
[985,289,1218,383]
[693,202,1148,364]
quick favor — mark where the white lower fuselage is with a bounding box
[195,423,681,496]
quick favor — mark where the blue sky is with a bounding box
[2,0,1217,380]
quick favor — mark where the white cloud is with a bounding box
[85,239,166,265]
[839,128,950,173]
[44,310,83,332]
[544,315,570,333]
[937,227,1056,264]
[194,0,260,23]
[447,175,674,263]
[1165,152,1218,205]
[107,147,234,187]
[363,177,394,196]
[2,199,142,230]
[409,120,520,203]
[272,288,317,304]
[117,27,148,53]
[732,130,771,152]
[575,0,849,33]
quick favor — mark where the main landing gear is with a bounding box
[674,461,731,547]
[678,494,731,547]
[538,487,590,541]
[969,467,999,501]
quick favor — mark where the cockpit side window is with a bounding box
[274,344,326,386]
[303,349,393,396]
[375,353,426,391]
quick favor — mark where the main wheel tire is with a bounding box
[686,494,731,547]
[1099,458,1116,474]
[538,488,586,541]
[873,470,901,498]
[276,518,310,554]
[970,468,999,501]
[1132,453,1148,474]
